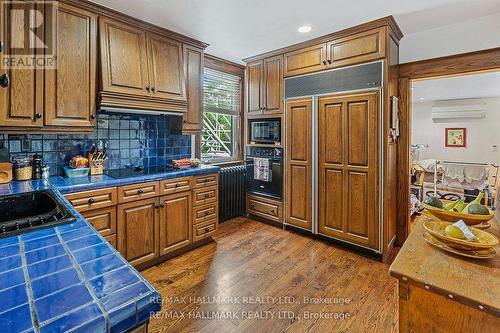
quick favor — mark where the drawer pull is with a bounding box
[137,189,144,194]
[270,209,277,216]
[175,184,181,188]
[204,227,210,233]
[88,198,95,204]
[204,211,210,216]
[204,193,210,198]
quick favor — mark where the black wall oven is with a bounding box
[249,119,281,144]
[245,147,283,199]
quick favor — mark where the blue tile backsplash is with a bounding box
[0,112,192,176]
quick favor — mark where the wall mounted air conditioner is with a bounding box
[431,104,486,121]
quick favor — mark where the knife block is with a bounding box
[0,163,13,184]
[88,153,105,176]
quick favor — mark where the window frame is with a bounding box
[200,55,245,165]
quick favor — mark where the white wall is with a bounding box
[412,97,500,165]
[400,12,500,63]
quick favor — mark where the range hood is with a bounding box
[98,107,184,135]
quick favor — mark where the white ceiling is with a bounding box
[90,0,500,64]
[412,71,500,102]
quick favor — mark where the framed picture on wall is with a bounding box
[445,128,466,147]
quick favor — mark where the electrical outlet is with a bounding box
[21,138,31,152]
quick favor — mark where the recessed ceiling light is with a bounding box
[298,25,312,33]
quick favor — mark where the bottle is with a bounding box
[32,154,43,180]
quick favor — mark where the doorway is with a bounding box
[408,71,500,230]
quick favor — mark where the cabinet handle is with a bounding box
[160,203,165,208]
[35,113,42,120]
[146,86,151,92]
[151,87,156,93]
[0,74,10,88]
[270,209,276,216]
[88,198,95,204]
[204,193,210,198]
[322,60,327,65]
[175,184,181,188]
[327,59,332,65]
[90,114,96,120]
[0,41,4,53]
[204,227,210,233]
[137,189,144,194]
[204,211,210,216]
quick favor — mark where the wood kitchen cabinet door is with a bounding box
[262,55,283,115]
[0,1,43,127]
[44,3,97,127]
[99,16,150,97]
[158,191,192,255]
[246,60,263,116]
[148,33,186,102]
[285,98,312,231]
[183,45,203,132]
[117,198,159,266]
[284,44,327,77]
[317,92,379,250]
[326,28,385,69]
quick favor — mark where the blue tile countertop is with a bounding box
[0,165,219,333]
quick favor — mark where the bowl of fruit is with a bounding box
[422,191,494,225]
[423,220,498,251]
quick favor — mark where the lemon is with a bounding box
[444,225,465,239]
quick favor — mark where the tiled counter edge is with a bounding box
[0,165,220,333]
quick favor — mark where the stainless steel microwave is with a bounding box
[249,120,281,144]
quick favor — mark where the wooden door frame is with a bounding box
[396,47,500,245]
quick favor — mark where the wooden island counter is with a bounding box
[390,215,500,332]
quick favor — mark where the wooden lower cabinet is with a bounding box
[117,198,159,266]
[158,191,192,255]
[81,207,116,237]
[104,234,117,249]
[247,194,282,223]
[66,173,219,268]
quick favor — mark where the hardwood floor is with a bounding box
[142,217,398,333]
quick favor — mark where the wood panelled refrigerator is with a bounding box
[284,61,392,256]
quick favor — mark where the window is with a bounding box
[201,67,241,162]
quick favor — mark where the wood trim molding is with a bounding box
[399,47,500,79]
[397,48,500,245]
[243,16,403,63]
[204,54,245,77]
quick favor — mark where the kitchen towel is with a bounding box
[254,158,272,182]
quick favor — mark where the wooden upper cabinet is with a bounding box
[326,28,385,68]
[0,1,43,127]
[262,55,283,115]
[44,3,97,127]
[117,198,159,266]
[247,56,283,116]
[285,98,313,231]
[246,60,263,116]
[284,44,327,77]
[158,191,192,255]
[183,45,203,133]
[148,33,185,101]
[99,16,150,97]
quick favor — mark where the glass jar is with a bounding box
[13,157,32,181]
[41,165,50,179]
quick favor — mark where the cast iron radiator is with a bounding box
[219,165,246,222]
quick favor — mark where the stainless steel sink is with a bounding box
[0,190,76,238]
